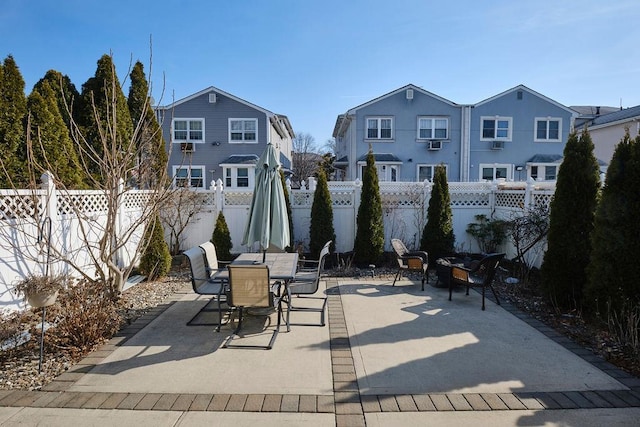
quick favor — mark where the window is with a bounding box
[358,163,399,181]
[417,164,448,182]
[418,117,448,140]
[366,117,393,140]
[480,163,511,181]
[481,116,512,141]
[530,165,557,181]
[173,119,204,142]
[224,167,252,188]
[535,118,561,141]
[173,166,204,188]
[229,119,258,143]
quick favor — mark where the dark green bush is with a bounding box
[211,211,233,261]
[421,165,454,260]
[354,149,384,265]
[309,168,336,258]
[139,215,172,280]
[541,129,600,310]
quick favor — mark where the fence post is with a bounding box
[353,178,362,244]
[215,178,224,214]
[525,178,535,210]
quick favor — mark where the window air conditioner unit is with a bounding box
[406,89,414,100]
[428,140,442,150]
[491,140,504,150]
[180,142,195,153]
[208,93,217,104]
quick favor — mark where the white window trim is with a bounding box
[365,116,394,141]
[222,165,256,188]
[479,163,512,181]
[417,116,449,140]
[416,164,448,182]
[480,116,513,141]
[528,163,558,181]
[228,118,258,144]
[172,118,205,143]
[534,117,562,142]
[172,165,206,189]
[356,161,400,181]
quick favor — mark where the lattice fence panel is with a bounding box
[0,192,43,220]
[224,191,253,206]
[495,191,525,208]
[57,192,109,215]
[330,191,354,207]
[532,192,553,209]
[291,191,312,207]
[124,191,154,209]
[450,191,490,207]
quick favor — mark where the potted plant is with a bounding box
[13,274,67,308]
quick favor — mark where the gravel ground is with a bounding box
[1,266,637,391]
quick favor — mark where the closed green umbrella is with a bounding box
[242,143,290,261]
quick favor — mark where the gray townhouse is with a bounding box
[156,86,294,189]
[333,84,581,183]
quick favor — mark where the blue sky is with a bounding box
[2,0,639,149]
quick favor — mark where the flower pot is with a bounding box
[26,290,59,308]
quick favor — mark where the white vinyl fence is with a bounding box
[1,177,554,311]
[0,175,150,311]
[176,178,554,263]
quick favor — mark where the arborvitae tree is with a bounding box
[541,129,600,310]
[33,70,81,134]
[354,149,384,265]
[27,80,85,188]
[421,164,454,260]
[0,55,27,187]
[78,54,133,184]
[586,131,640,315]
[211,212,233,261]
[280,170,294,252]
[138,214,172,280]
[309,167,336,258]
[127,61,168,189]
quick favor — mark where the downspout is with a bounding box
[460,105,471,181]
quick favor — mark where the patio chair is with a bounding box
[198,241,230,279]
[391,238,428,291]
[223,264,283,350]
[288,240,331,326]
[449,252,505,310]
[183,246,229,331]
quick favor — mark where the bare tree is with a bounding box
[292,132,320,188]
[0,52,173,297]
[160,188,209,256]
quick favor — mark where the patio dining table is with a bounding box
[214,252,298,331]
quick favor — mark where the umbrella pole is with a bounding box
[263,250,266,263]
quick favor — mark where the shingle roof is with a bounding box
[591,105,640,126]
[527,154,563,163]
[219,155,259,165]
[356,153,402,162]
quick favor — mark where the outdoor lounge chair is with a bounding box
[184,246,228,331]
[288,240,331,326]
[223,264,283,350]
[391,238,428,291]
[449,252,505,310]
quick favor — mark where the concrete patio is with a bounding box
[1,276,639,426]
